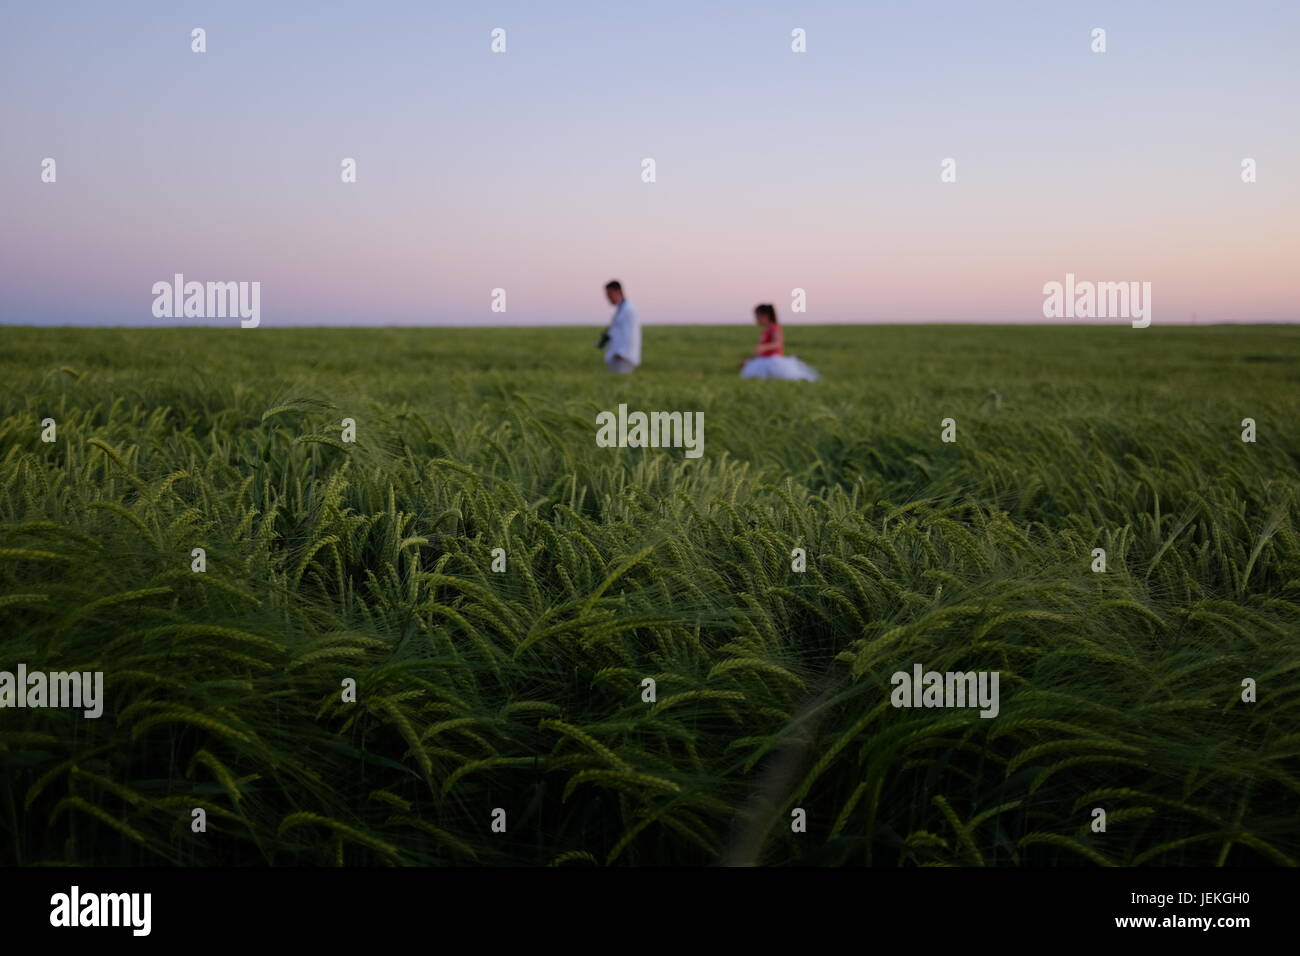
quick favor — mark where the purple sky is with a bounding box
[2,0,1297,327]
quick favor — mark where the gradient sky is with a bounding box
[2,0,1297,326]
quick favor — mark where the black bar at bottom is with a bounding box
[5,866,1294,941]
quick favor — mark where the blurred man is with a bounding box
[600,280,641,374]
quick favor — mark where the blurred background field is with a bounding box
[1,323,1298,866]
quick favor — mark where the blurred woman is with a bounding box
[739,304,819,381]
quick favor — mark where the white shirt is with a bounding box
[604,300,641,367]
[603,299,639,366]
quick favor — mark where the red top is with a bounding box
[757,324,783,357]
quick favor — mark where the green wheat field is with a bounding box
[2,324,1298,867]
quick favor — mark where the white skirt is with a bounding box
[740,355,820,381]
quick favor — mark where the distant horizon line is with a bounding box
[4,319,1298,330]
